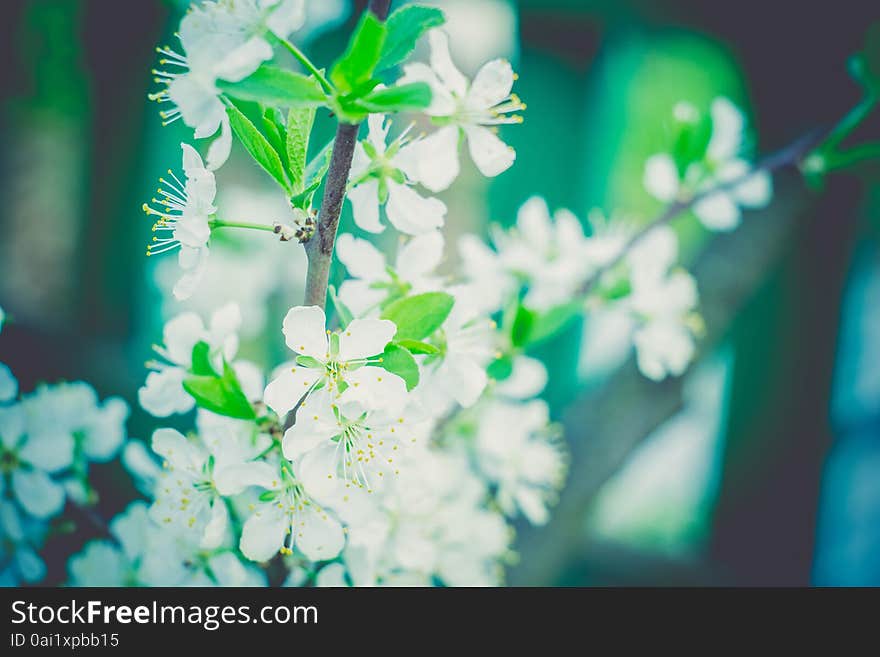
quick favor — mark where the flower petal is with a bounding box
[214,36,273,82]
[151,427,206,473]
[398,126,460,192]
[19,431,75,473]
[173,246,209,301]
[707,97,745,162]
[462,125,515,177]
[336,233,387,281]
[295,503,344,562]
[398,62,456,115]
[281,398,337,461]
[693,190,741,231]
[468,58,515,110]
[643,153,680,203]
[343,366,407,414]
[347,179,384,233]
[240,506,286,562]
[138,368,194,417]
[200,498,229,549]
[205,114,233,171]
[263,366,321,417]
[338,318,397,361]
[385,182,446,235]
[282,305,328,359]
[214,461,278,496]
[428,30,468,98]
[12,469,65,519]
[338,280,385,318]
[396,230,444,281]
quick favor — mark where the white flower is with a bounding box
[282,390,419,496]
[347,114,447,235]
[239,465,345,563]
[336,231,444,316]
[398,29,523,190]
[139,303,241,417]
[626,226,700,380]
[474,400,565,525]
[150,0,306,169]
[416,285,495,412]
[459,198,627,314]
[0,404,72,519]
[0,501,48,585]
[142,143,217,300]
[149,427,276,549]
[495,355,548,400]
[643,97,772,231]
[262,305,406,417]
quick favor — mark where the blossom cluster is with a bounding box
[53,0,774,586]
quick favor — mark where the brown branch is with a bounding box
[302,0,393,308]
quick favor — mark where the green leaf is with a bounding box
[330,12,387,96]
[355,82,433,113]
[190,341,216,377]
[286,107,316,195]
[291,139,334,209]
[226,103,291,192]
[377,5,445,72]
[261,106,290,174]
[487,355,514,381]
[218,65,326,107]
[182,362,256,420]
[395,339,440,355]
[527,302,583,346]
[381,292,455,341]
[380,343,420,391]
[510,305,535,348]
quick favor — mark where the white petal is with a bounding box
[138,368,194,417]
[336,233,387,280]
[516,196,553,252]
[398,62,456,115]
[428,30,468,98]
[0,405,25,449]
[295,504,344,561]
[297,443,340,500]
[214,461,278,496]
[496,355,548,399]
[338,280,385,318]
[282,305,329,359]
[214,36,273,82]
[151,427,206,472]
[240,507,286,562]
[163,312,205,365]
[643,153,680,202]
[338,318,396,361]
[174,213,211,249]
[467,58,515,109]
[232,360,264,400]
[343,366,408,414]
[209,302,242,344]
[366,113,389,154]
[173,246,209,301]
[462,125,515,177]
[12,469,65,519]
[205,114,232,171]
[347,179,384,233]
[707,97,745,162]
[693,190,741,231]
[200,498,229,549]
[263,366,321,417]
[167,74,224,136]
[315,562,348,587]
[440,355,488,408]
[19,431,74,473]
[729,167,772,208]
[265,0,307,37]
[396,230,444,281]
[82,397,128,461]
[181,142,207,176]
[399,126,460,192]
[385,182,446,235]
[281,399,337,461]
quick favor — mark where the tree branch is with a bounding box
[578,128,830,298]
[302,0,393,308]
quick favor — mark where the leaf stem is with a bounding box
[210,219,276,233]
[276,36,334,95]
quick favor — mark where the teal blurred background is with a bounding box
[1,0,879,586]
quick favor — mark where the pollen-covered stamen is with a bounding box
[149,46,189,126]
[143,169,193,256]
[334,413,406,491]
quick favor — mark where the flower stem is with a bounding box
[276,36,334,95]
[209,219,276,233]
[302,0,392,310]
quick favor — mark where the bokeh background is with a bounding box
[1,0,879,586]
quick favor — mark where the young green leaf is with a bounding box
[291,138,334,208]
[377,5,445,72]
[380,343,420,391]
[381,292,454,342]
[395,339,440,355]
[182,366,256,420]
[355,82,433,113]
[261,106,290,174]
[190,341,216,377]
[226,103,291,193]
[527,302,583,346]
[510,304,536,348]
[218,65,327,107]
[487,355,514,381]
[286,107,316,195]
[330,12,387,96]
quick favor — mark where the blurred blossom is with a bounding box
[421,0,518,73]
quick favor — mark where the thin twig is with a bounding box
[578,128,830,298]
